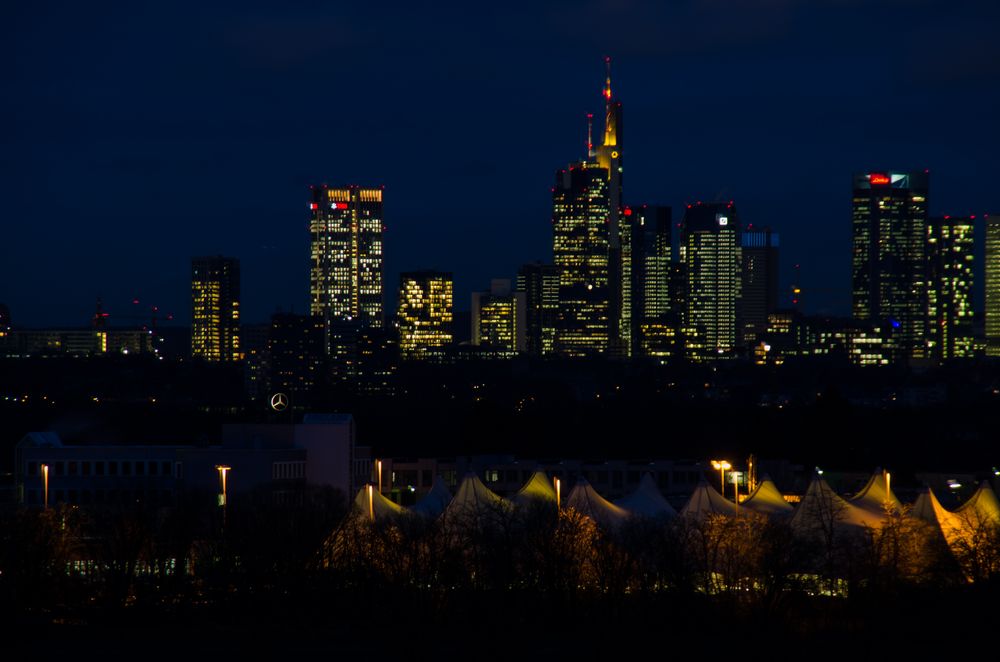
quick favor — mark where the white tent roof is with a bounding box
[565,477,629,528]
[442,472,508,521]
[849,469,902,514]
[614,473,677,519]
[410,475,453,518]
[679,479,738,521]
[352,484,406,520]
[741,475,794,516]
[791,474,885,533]
[510,470,557,506]
[955,481,1000,525]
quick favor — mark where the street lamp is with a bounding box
[367,484,375,522]
[41,463,49,510]
[376,459,383,495]
[553,477,561,511]
[711,460,731,496]
[215,465,231,527]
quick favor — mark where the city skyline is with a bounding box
[4,2,1000,328]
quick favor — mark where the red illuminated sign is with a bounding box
[309,203,318,210]
[869,173,890,185]
[335,202,348,210]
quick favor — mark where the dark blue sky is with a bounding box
[4,0,999,327]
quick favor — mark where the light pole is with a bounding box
[711,460,731,497]
[41,463,49,510]
[554,477,561,512]
[376,459,383,495]
[215,465,231,527]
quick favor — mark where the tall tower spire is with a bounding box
[587,113,595,158]
[602,56,617,147]
[603,55,612,103]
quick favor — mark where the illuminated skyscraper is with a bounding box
[851,171,929,362]
[681,202,741,357]
[397,271,453,359]
[985,215,1000,357]
[552,161,610,356]
[309,185,385,353]
[516,263,559,356]
[593,57,625,356]
[739,228,779,347]
[926,216,974,361]
[624,205,672,355]
[191,256,241,361]
[471,279,526,352]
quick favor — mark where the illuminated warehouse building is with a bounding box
[471,279,526,353]
[926,215,974,361]
[851,171,929,362]
[191,256,240,362]
[681,202,742,358]
[309,185,385,353]
[397,271,453,359]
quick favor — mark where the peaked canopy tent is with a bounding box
[678,479,738,521]
[352,484,407,520]
[410,475,453,519]
[741,475,794,516]
[954,481,1000,525]
[849,469,902,514]
[791,474,886,535]
[442,472,509,524]
[566,477,630,529]
[510,469,557,507]
[614,473,677,519]
[912,487,967,543]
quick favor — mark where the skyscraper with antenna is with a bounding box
[593,57,627,357]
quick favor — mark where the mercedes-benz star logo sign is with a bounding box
[270,393,289,412]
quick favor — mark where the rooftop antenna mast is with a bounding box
[586,113,594,159]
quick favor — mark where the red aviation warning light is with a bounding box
[870,173,890,185]
[624,207,633,216]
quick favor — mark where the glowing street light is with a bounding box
[376,459,383,495]
[41,463,49,510]
[215,465,231,528]
[216,465,231,505]
[553,477,561,511]
[711,460,731,496]
[367,484,375,521]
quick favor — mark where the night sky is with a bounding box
[4,0,999,327]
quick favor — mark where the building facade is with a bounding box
[309,185,385,353]
[851,171,929,362]
[191,256,241,361]
[926,216,974,361]
[397,271,453,359]
[516,262,559,356]
[268,313,326,403]
[624,205,672,357]
[471,279,526,353]
[739,228,780,347]
[552,161,611,357]
[986,215,1000,357]
[681,202,742,358]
